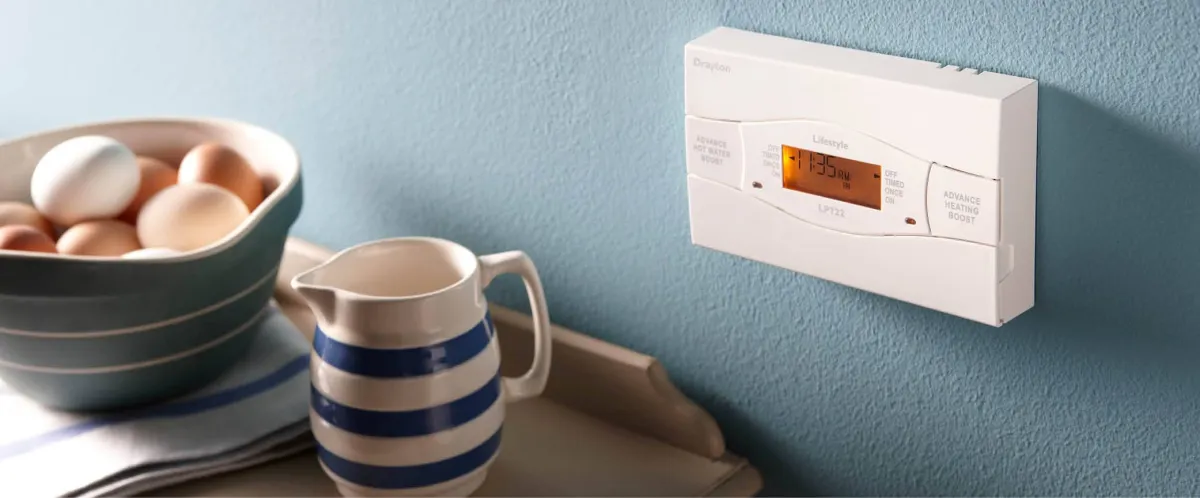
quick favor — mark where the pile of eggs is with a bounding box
[0,136,264,259]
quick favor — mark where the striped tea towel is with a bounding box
[0,305,314,497]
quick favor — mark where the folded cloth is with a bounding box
[0,305,313,497]
[77,425,312,498]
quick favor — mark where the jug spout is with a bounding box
[290,272,338,326]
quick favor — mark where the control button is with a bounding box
[926,164,999,245]
[685,116,743,189]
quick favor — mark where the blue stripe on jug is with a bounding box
[312,312,494,378]
[318,429,503,490]
[312,312,503,491]
[311,375,500,437]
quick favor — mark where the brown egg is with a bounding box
[178,143,263,212]
[57,220,142,257]
[136,183,249,252]
[0,225,57,253]
[118,156,178,224]
[0,201,55,238]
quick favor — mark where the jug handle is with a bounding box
[478,251,552,403]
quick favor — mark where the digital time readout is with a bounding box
[781,144,882,210]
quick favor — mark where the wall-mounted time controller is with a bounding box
[684,27,1038,326]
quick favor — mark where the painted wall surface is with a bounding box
[2,1,1199,495]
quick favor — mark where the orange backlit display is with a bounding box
[781,144,882,210]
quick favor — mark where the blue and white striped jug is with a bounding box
[292,237,551,497]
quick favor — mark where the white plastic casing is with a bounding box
[684,27,1037,326]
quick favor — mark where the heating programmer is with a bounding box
[684,27,1038,326]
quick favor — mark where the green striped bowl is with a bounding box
[0,117,303,412]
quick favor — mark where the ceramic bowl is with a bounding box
[0,117,303,411]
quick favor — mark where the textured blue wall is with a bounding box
[3,1,1200,495]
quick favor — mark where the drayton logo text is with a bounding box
[693,58,731,73]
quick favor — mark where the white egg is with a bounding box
[31,136,140,227]
[122,247,184,259]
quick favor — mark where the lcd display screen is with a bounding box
[781,144,882,210]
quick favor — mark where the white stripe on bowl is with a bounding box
[0,268,277,338]
[310,337,500,411]
[310,399,504,467]
[0,305,269,374]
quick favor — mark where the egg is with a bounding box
[0,225,57,253]
[122,247,184,259]
[118,156,178,224]
[178,143,263,211]
[137,183,249,252]
[31,135,140,226]
[57,220,142,257]
[0,201,55,238]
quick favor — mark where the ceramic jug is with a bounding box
[291,237,551,497]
